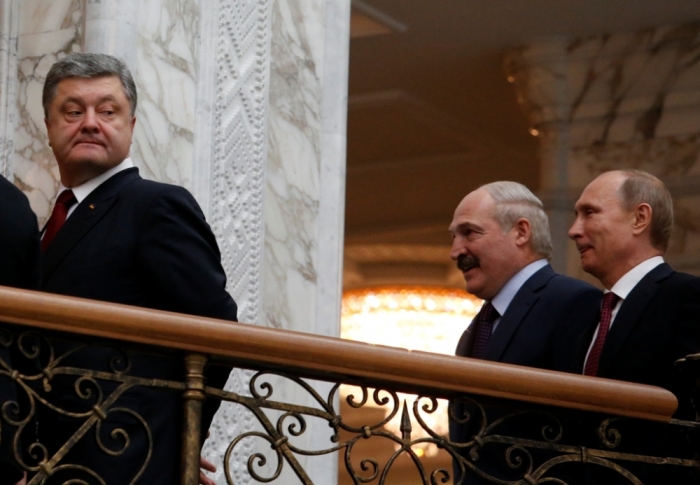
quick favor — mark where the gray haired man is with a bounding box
[448,181,601,483]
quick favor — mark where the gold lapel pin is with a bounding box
[89,204,95,209]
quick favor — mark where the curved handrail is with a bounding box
[0,286,677,422]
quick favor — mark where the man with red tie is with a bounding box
[568,169,700,417]
[567,169,700,483]
[37,52,237,485]
[448,181,601,484]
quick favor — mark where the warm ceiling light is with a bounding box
[341,286,482,354]
[340,286,483,456]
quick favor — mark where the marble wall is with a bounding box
[1,0,350,483]
[0,0,18,178]
[506,22,700,278]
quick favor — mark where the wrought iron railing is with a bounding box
[0,286,697,484]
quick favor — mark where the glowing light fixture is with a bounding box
[340,286,483,455]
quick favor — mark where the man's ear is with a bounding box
[513,218,531,247]
[631,203,653,236]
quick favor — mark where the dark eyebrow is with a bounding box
[61,94,119,106]
[574,202,599,214]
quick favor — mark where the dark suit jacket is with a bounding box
[0,175,40,289]
[0,176,40,484]
[561,263,700,484]
[454,264,602,367]
[566,263,700,420]
[450,264,602,483]
[39,167,238,485]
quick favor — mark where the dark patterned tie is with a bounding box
[469,301,499,359]
[42,189,77,251]
[584,292,620,376]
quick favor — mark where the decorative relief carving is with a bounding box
[200,0,271,482]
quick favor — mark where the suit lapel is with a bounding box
[597,263,673,375]
[482,264,555,361]
[41,168,140,283]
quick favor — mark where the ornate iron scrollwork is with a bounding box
[0,327,698,484]
[0,328,186,485]
[210,371,700,485]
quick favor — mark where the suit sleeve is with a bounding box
[136,186,238,322]
[136,186,237,434]
[676,277,700,358]
[0,179,40,289]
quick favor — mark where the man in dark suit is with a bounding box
[566,169,700,483]
[0,175,40,290]
[448,181,602,484]
[0,176,40,485]
[37,53,237,485]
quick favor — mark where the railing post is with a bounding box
[181,352,207,485]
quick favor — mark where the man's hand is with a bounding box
[199,455,217,485]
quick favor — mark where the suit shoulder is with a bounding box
[121,178,200,207]
[0,176,38,230]
[548,273,601,295]
[661,270,700,295]
[123,177,190,196]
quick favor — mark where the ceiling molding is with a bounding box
[351,0,408,34]
[348,90,510,156]
[347,151,482,175]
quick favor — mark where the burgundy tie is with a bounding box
[470,301,499,359]
[584,292,621,376]
[42,189,77,251]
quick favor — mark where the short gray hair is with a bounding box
[482,181,553,259]
[43,53,137,117]
[618,170,674,252]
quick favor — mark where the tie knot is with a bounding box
[56,189,76,206]
[602,292,620,311]
[480,301,499,324]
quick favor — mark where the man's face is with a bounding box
[45,76,136,188]
[568,172,636,287]
[449,189,521,300]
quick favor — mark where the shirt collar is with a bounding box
[491,259,548,316]
[58,158,134,204]
[608,255,665,299]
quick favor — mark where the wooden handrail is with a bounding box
[0,286,677,422]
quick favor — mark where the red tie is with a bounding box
[470,301,499,359]
[584,292,621,376]
[42,189,77,251]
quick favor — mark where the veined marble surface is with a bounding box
[507,22,700,188]
[0,0,19,177]
[132,0,198,187]
[13,0,83,223]
[202,0,349,482]
[508,22,700,276]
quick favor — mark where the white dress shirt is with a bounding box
[61,158,134,220]
[490,258,548,332]
[582,255,665,371]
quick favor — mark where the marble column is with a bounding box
[0,0,18,177]
[505,22,700,280]
[1,0,350,483]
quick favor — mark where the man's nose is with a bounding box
[81,109,99,132]
[450,237,465,261]
[568,218,581,240]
